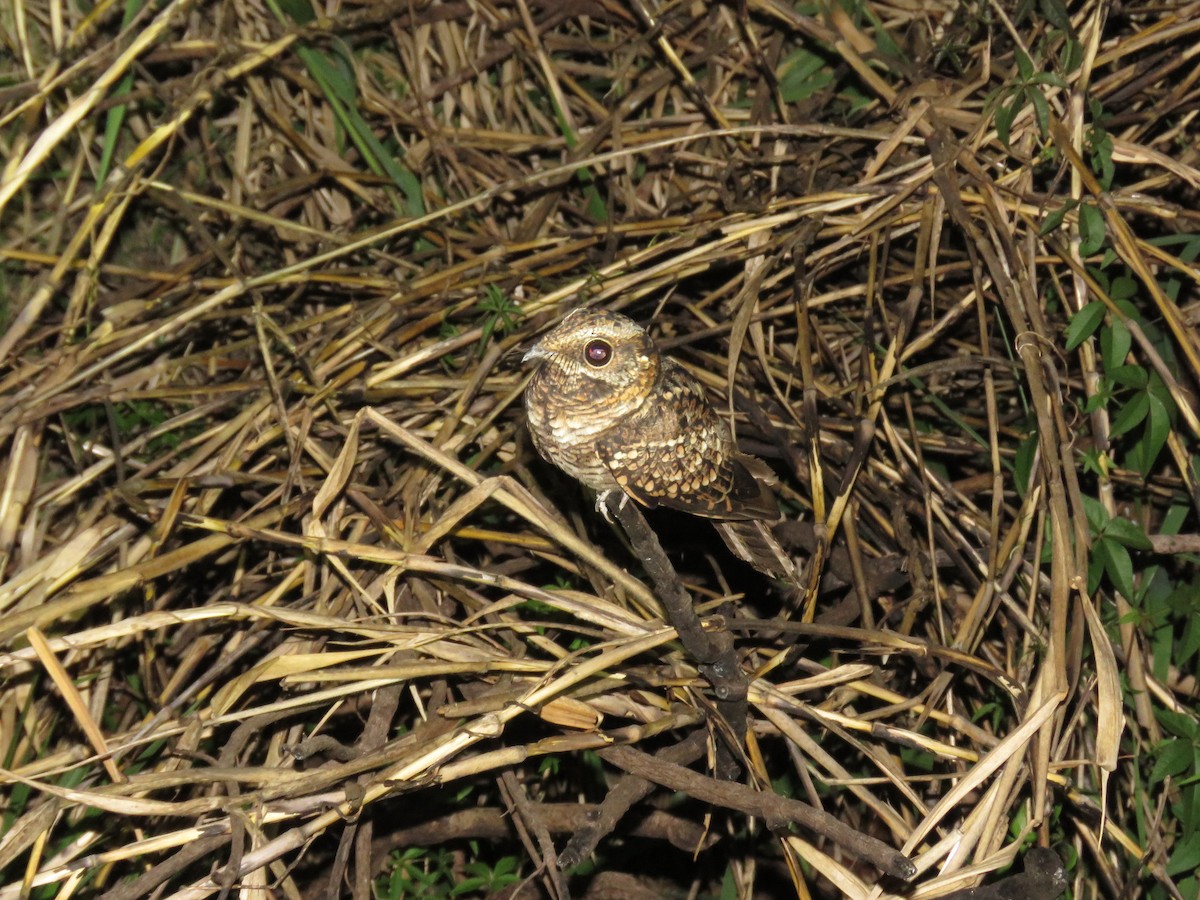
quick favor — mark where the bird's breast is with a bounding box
[525,362,646,491]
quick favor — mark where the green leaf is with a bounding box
[1083,381,1112,413]
[1015,431,1039,496]
[1040,198,1078,236]
[582,176,608,223]
[996,96,1018,147]
[1029,72,1069,89]
[1156,708,1198,740]
[1180,614,1200,665]
[1109,390,1149,438]
[1029,89,1051,137]
[778,49,835,103]
[98,78,133,183]
[1081,494,1109,533]
[260,0,428,220]
[1008,803,1029,840]
[1166,832,1200,878]
[1152,621,1174,681]
[1079,203,1106,256]
[1108,364,1149,390]
[1088,264,1111,293]
[1136,393,1172,475]
[1039,0,1075,32]
[1148,370,1175,408]
[1162,504,1190,536]
[1016,50,1034,81]
[1100,321,1131,369]
[1110,276,1138,301]
[97,0,146,185]
[1089,130,1115,190]
[1095,536,1135,599]
[1079,446,1104,476]
[1169,231,1200,262]
[275,0,315,22]
[1065,300,1105,350]
[720,865,739,900]
[495,857,519,877]
[1113,298,1141,321]
[1151,738,1195,784]
[1060,38,1083,73]
[1105,516,1152,550]
[862,3,905,61]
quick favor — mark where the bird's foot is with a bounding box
[595,490,629,523]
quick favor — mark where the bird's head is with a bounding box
[523,309,659,398]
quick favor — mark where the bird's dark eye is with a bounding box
[584,339,612,367]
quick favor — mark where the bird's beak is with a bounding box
[522,342,549,364]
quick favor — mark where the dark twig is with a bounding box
[941,848,1067,900]
[97,836,229,900]
[350,684,403,899]
[302,803,718,895]
[598,744,917,881]
[500,769,569,900]
[601,492,748,778]
[558,729,710,869]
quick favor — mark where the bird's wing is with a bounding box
[595,362,779,521]
[714,519,797,580]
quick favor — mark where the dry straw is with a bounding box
[2,0,1198,897]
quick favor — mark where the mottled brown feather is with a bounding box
[596,361,778,520]
[524,309,794,579]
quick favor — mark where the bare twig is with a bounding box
[598,743,916,881]
[602,491,748,779]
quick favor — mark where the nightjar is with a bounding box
[523,309,795,580]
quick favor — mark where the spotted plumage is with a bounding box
[523,309,795,579]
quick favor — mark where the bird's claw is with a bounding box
[595,490,629,523]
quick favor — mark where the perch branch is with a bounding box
[601,491,748,778]
[599,743,916,881]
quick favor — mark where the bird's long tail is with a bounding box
[714,520,798,582]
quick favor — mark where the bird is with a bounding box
[523,308,796,581]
